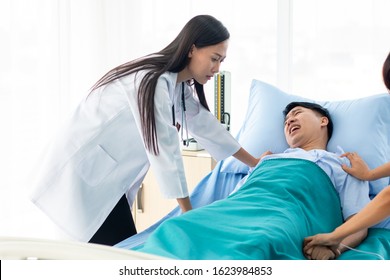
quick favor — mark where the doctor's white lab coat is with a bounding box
[30,71,241,242]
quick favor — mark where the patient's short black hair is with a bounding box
[283,101,334,140]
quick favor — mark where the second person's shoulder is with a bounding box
[156,72,177,90]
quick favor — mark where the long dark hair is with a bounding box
[91,15,230,155]
[383,52,390,91]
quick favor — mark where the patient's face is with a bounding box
[284,106,328,150]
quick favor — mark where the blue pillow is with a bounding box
[221,79,390,196]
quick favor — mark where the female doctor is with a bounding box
[30,15,259,246]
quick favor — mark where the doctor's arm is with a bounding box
[136,77,192,213]
[233,149,272,168]
[177,197,192,213]
[232,148,259,168]
[183,89,263,168]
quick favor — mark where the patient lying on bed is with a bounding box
[134,101,371,260]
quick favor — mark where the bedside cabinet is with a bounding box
[133,150,216,232]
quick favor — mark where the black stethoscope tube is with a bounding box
[171,82,189,146]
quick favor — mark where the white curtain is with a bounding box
[0,0,277,239]
[291,0,390,99]
[0,0,388,239]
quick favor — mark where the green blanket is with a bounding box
[137,158,345,259]
[339,228,390,260]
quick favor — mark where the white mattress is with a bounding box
[0,236,166,260]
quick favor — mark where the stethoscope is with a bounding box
[172,82,189,147]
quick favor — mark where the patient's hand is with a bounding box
[303,233,342,253]
[304,245,338,260]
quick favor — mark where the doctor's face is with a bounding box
[187,40,228,84]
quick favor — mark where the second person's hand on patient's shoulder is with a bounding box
[340,152,372,180]
[341,152,390,181]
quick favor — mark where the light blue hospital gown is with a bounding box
[235,147,390,229]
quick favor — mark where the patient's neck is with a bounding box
[298,140,327,151]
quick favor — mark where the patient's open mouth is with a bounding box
[289,125,300,134]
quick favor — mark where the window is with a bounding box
[291,0,390,100]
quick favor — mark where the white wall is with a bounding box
[0,0,389,239]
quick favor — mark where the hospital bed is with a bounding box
[0,236,167,259]
[2,80,390,260]
[115,79,390,260]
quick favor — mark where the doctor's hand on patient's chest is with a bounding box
[259,151,273,161]
[251,151,273,169]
